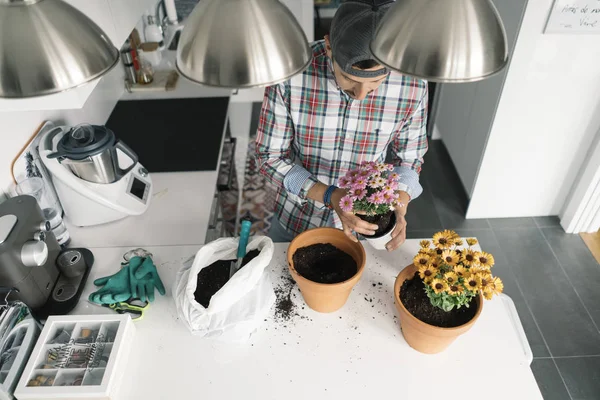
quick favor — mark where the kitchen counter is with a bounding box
[70,241,543,400]
[120,50,232,102]
[66,171,218,248]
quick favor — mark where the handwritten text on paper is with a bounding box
[545,0,600,33]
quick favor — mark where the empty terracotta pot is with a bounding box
[288,228,366,313]
[394,264,483,354]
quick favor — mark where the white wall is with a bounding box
[433,0,528,196]
[467,0,600,218]
[0,67,124,196]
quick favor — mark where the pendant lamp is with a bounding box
[0,0,119,98]
[371,0,508,83]
[177,0,312,88]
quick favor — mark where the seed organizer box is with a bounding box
[14,315,135,400]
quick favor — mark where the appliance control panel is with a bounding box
[127,174,151,204]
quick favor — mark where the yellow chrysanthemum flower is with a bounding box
[491,276,504,295]
[477,251,495,268]
[413,253,431,267]
[419,240,431,249]
[429,258,441,269]
[469,264,489,274]
[441,250,460,266]
[430,278,449,294]
[454,266,468,277]
[462,249,478,267]
[478,272,493,290]
[482,276,504,300]
[432,230,457,249]
[465,274,481,291]
[483,287,494,300]
[448,284,464,296]
[466,238,478,247]
[418,264,437,282]
[454,239,464,247]
[444,272,459,285]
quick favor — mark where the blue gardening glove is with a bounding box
[89,266,132,305]
[127,256,166,302]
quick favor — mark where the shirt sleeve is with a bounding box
[255,83,318,200]
[390,84,429,200]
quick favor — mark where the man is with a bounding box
[256,0,428,251]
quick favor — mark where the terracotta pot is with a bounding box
[288,228,366,313]
[394,264,483,354]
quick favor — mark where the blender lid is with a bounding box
[48,124,116,160]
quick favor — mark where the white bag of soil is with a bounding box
[174,236,275,341]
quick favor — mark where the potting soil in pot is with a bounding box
[194,249,261,308]
[400,272,478,328]
[359,212,395,237]
[292,243,357,284]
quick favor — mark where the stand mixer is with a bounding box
[39,124,152,227]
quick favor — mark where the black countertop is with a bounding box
[106,97,229,173]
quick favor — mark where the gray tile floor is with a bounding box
[409,140,600,400]
[249,97,599,397]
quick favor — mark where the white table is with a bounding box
[66,171,218,249]
[71,240,543,400]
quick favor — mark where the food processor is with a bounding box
[39,124,152,227]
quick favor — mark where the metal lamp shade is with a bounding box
[177,0,312,88]
[0,0,119,98]
[371,0,509,83]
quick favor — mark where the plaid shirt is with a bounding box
[256,40,428,236]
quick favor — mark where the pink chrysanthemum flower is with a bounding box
[359,161,375,171]
[339,176,351,188]
[375,163,388,172]
[382,191,395,205]
[369,177,386,188]
[349,187,367,200]
[340,195,354,212]
[383,181,398,192]
[368,192,385,204]
[358,169,371,178]
[352,177,368,189]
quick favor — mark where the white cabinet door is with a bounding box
[67,0,156,47]
[280,0,314,42]
[108,0,158,47]
[230,88,265,104]
[64,0,118,45]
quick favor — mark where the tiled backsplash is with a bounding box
[175,0,200,19]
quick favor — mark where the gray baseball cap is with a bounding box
[330,0,395,78]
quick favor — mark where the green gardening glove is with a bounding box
[89,265,133,305]
[127,256,166,302]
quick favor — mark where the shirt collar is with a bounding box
[326,56,351,100]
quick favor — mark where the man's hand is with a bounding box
[331,188,378,242]
[385,191,410,251]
